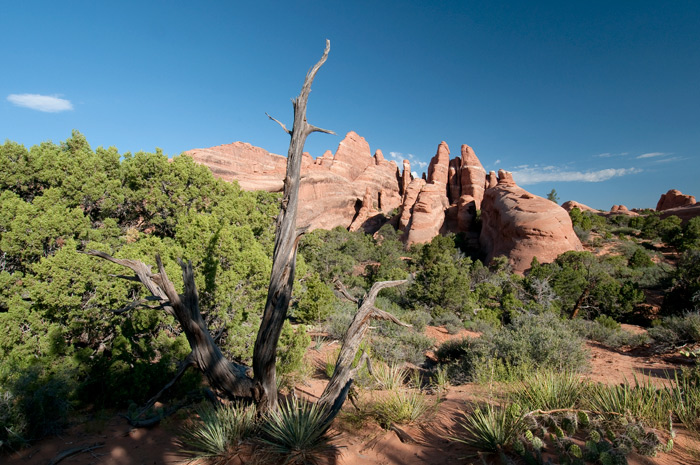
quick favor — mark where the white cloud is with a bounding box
[510,165,642,185]
[636,152,668,159]
[652,156,685,164]
[7,93,73,112]
[389,151,427,169]
[595,152,628,158]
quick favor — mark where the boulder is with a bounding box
[656,189,696,211]
[481,173,583,274]
[562,200,599,213]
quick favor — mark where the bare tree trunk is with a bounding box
[86,41,411,422]
[85,251,255,398]
[318,279,410,418]
[253,40,335,411]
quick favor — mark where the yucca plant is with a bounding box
[257,397,337,465]
[178,401,257,463]
[671,368,700,434]
[372,362,408,390]
[586,375,672,428]
[431,366,450,396]
[450,403,524,453]
[510,370,586,411]
[372,389,431,427]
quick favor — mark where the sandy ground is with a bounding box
[5,325,700,465]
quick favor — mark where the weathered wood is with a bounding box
[85,251,255,399]
[253,40,334,411]
[317,279,409,416]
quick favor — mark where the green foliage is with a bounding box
[662,249,700,316]
[547,189,560,204]
[628,248,653,269]
[0,132,280,415]
[587,376,673,428]
[293,273,336,324]
[437,313,589,383]
[372,389,431,427]
[178,402,257,462]
[450,403,524,453]
[510,370,586,411]
[276,322,311,388]
[571,318,650,349]
[257,397,337,465]
[407,235,473,318]
[371,362,409,390]
[648,311,700,347]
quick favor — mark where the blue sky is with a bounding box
[2,0,699,210]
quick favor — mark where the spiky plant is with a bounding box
[256,397,337,465]
[372,362,408,390]
[450,403,524,453]
[587,375,672,428]
[510,370,586,411]
[372,389,431,428]
[671,368,700,434]
[178,401,257,463]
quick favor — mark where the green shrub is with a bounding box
[276,322,311,388]
[450,403,524,453]
[510,370,586,411]
[648,312,700,347]
[178,401,257,462]
[433,311,463,334]
[257,397,337,465]
[372,389,431,427]
[293,273,336,324]
[571,318,650,349]
[437,313,589,383]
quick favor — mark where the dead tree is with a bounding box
[86,40,410,418]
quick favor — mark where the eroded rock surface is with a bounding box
[480,172,584,274]
[657,189,697,211]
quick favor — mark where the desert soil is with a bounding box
[5,325,699,465]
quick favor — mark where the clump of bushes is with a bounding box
[571,317,650,349]
[437,313,589,383]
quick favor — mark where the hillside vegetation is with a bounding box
[1,132,699,463]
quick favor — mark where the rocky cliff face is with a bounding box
[186,132,402,232]
[188,132,584,272]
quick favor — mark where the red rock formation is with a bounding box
[656,189,696,211]
[401,160,412,196]
[329,131,373,181]
[398,178,426,231]
[349,187,375,232]
[459,144,486,209]
[447,157,461,203]
[427,142,450,186]
[185,141,287,192]
[561,200,599,213]
[404,183,450,245]
[486,171,498,189]
[187,132,403,233]
[481,178,583,274]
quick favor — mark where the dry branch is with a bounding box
[253,39,334,411]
